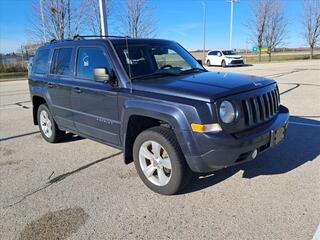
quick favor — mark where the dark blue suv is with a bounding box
[29,36,289,195]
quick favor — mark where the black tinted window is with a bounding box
[208,51,215,56]
[33,49,50,74]
[76,47,110,80]
[51,48,72,76]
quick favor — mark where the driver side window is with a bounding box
[76,47,110,80]
[154,48,190,70]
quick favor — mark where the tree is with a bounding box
[264,0,287,62]
[247,0,270,62]
[29,0,97,42]
[81,0,113,35]
[302,0,320,59]
[119,0,156,38]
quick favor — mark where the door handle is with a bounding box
[48,82,54,88]
[73,87,82,93]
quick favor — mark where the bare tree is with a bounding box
[264,0,288,62]
[119,0,156,38]
[303,0,320,59]
[81,0,112,35]
[29,0,89,42]
[247,0,270,62]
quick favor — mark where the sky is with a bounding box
[0,0,306,54]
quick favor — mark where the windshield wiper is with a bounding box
[180,68,206,74]
[131,71,180,80]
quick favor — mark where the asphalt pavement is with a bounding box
[0,60,319,240]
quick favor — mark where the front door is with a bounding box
[71,46,120,146]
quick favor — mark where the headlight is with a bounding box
[219,101,236,123]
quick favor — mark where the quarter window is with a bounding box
[50,48,73,76]
[33,49,50,74]
[76,47,110,80]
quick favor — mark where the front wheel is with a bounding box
[133,126,191,195]
[37,104,65,143]
[221,60,226,68]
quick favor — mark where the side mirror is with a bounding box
[217,52,222,57]
[196,59,203,65]
[93,68,111,83]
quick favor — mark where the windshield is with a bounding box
[222,50,237,55]
[114,41,204,79]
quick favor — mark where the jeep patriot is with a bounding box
[29,36,289,195]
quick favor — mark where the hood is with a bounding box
[133,71,275,102]
[225,55,243,59]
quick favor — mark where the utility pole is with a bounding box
[227,0,239,49]
[98,0,108,38]
[39,0,47,42]
[201,1,207,63]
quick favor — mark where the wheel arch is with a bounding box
[31,87,53,125]
[120,100,191,164]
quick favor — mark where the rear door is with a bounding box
[70,45,120,145]
[47,47,75,130]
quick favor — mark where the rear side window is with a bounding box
[50,48,73,76]
[33,49,50,74]
[76,47,110,80]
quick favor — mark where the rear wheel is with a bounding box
[133,126,191,195]
[206,60,211,66]
[221,60,226,68]
[37,104,65,143]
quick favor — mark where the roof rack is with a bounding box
[73,35,130,40]
[49,38,73,44]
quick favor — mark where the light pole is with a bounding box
[98,0,108,38]
[201,1,207,63]
[227,0,239,49]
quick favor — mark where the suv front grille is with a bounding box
[241,85,280,126]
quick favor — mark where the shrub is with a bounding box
[0,61,28,73]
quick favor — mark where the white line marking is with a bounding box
[289,121,320,128]
[312,224,320,240]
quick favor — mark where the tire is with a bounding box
[133,126,192,195]
[37,104,65,143]
[206,60,211,66]
[221,60,226,68]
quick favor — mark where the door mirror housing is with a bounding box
[93,68,113,83]
[217,52,222,57]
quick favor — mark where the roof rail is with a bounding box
[73,35,130,40]
[49,38,73,44]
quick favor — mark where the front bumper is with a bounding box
[226,59,244,65]
[177,106,289,173]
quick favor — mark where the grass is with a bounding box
[191,51,320,64]
[245,54,320,64]
[0,72,28,81]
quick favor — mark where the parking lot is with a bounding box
[0,60,319,239]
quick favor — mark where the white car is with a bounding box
[206,50,244,67]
